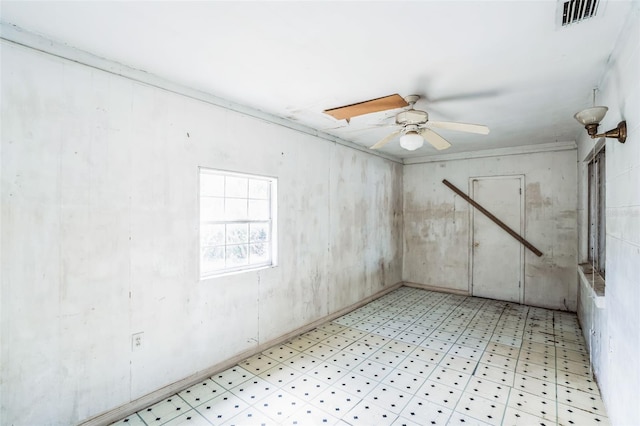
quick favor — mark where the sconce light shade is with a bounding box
[574,106,608,125]
[399,131,424,151]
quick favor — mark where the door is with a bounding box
[471,176,524,303]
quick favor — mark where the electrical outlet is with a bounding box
[132,332,144,351]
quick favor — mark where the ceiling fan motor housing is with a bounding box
[396,109,429,126]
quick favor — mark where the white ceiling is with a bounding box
[1,1,634,159]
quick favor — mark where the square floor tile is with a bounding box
[311,387,361,416]
[557,403,611,426]
[324,350,363,370]
[408,346,445,363]
[441,354,478,374]
[305,343,338,360]
[516,360,555,382]
[416,380,463,410]
[284,336,317,352]
[284,403,341,425]
[262,345,300,362]
[337,327,367,341]
[454,392,505,426]
[229,377,277,404]
[463,377,510,405]
[381,369,426,393]
[138,396,190,425]
[359,333,390,347]
[178,379,227,407]
[284,353,321,372]
[395,356,436,377]
[307,362,349,385]
[366,384,411,414]
[557,371,599,393]
[382,340,418,356]
[428,367,471,391]
[344,400,399,424]
[285,376,328,401]
[513,374,556,399]
[161,409,212,426]
[480,352,518,371]
[239,354,279,375]
[195,393,248,424]
[258,364,303,386]
[343,341,379,358]
[212,366,254,390]
[447,411,493,425]
[109,413,146,425]
[353,359,393,381]
[253,389,303,423]
[222,406,275,426]
[399,396,452,425]
[556,384,606,414]
[475,363,515,386]
[316,322,348,334]
[507,389,556,421]
[502,406,554,426]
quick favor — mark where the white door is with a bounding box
[471,176,524,303]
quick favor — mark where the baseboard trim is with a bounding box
[403,281,470,296]
[79,281,404,426]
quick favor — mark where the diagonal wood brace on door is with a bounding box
[442,179,543,257]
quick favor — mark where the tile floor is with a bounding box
[112,287,609,425]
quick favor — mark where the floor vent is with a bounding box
[560,0,600,26]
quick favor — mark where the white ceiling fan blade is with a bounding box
[370,130,401,150]
[429,121,490,135]
[420,128,452,151]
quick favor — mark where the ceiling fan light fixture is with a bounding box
[399,131,424,151]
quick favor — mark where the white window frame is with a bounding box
[587,146,605,277]
[199,167,278,279]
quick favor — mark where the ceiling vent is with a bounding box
[560,0,600,26]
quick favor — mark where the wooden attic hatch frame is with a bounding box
[442,179,543,257]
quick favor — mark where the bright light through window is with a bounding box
[199,168,277,278]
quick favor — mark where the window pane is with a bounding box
[226,244,249,266]
[250,243,270,264]
[199,168,276,278]
[249,179,270,199]
[201,224,225,246]
[201,246,225,273]
[201,173,225,197]
[200,197,225,221]
[226,177,248,198]
[225,198,248,220]
[249,199,270,220]
[226,223,249,244]
[250,222,270,243]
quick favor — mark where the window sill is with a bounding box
[578,263,606,308]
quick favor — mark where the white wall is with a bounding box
[576,5,640,424]
[403,149,578,310]
[0,42,403,425]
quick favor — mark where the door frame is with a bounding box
[468,175,526,303]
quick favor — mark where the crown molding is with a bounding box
[403,141,577,165]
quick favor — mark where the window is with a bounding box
[587,146,605,277]
[199,168,277,278]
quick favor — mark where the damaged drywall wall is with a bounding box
[403,150,578,310]
[0,41,403,425]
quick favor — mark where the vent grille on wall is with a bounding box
[561,0,600,26]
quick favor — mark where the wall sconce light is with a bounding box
[574,105,627,143]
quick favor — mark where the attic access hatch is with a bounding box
[323,94,408,121]
[559,0,601,26]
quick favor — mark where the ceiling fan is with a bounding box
[324,94,489,151]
